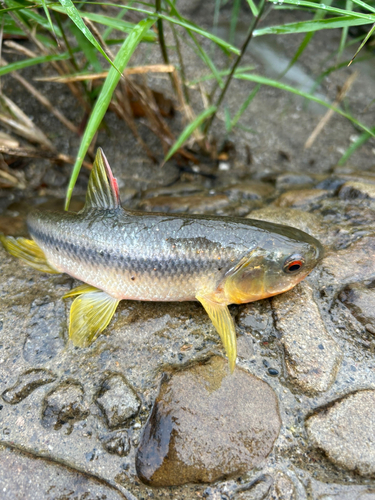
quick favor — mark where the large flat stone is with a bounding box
[306,390,375,477]
[272,282,342,394]
[136,356,281,486]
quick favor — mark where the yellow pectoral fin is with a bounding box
[196,293,237,373]
[0,234,60,274]
[68,290,119,347]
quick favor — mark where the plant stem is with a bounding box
[156,0,169,65]
[203,0,266,135]
[156,0,176,93]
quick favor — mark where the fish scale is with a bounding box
[0,148,323,372]
[27,209,254,302]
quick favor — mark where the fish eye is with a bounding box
[283,255,305,274]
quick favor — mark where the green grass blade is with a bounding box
[52,1,240,54]
[269,0,375,17]
[40,0,57,40]
[254,16,375,37]
[188,65,255,85]
[246,0,259,17]
[0,51,73,76]
[338,0,352,61]
[229,0,241,45]
[57,0,120,73]
[230,83,260,130]
[234,72,375,138]
[65,17,156,210]
[70,23,102,72]
[349,0,375,14]
[282,1,331,75]
[348,21,375,64]
[338,126,375,165]
[163,106,217,164]
[4,0,62,35]
[50,5,157,42]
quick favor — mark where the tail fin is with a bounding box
[0,234,60,274]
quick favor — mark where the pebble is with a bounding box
[95,373,140,429]
[267,471,296,500]
[136,356,281,486]
[339,181,375,200]
[272,282,342,394]
[339,282,375,335]
[306,390,375,477]
[2,369,56,404]
[41,381,88,431]
[138,194,229,214]
[224,181,274,200]
[274,189,328,208]
[276,173,315,190]
[100,430,130,457]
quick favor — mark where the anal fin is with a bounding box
[196,293,237,372]
[66,288,119,347]
[0,234,59,274]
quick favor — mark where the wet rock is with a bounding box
[142,182,205,198]
[23,299,66,364]
[237,300,274,337]
[41,380,88,431]
[276,173,315,190]
[96,373,140,429]
[339,281,375,335]
[2,369,56,404]
[323,236,375,284]
[100,430,130,457]
[0,214,27,236]
[272,282,342,394]
[274,189,328,208]
[232,474,273,500]
[224,181,274,200]
[248,207,322,238]
[306,390,375,477]
[136,356,281,486]
[0,443,126,500]
[339,181,375,200]
[267,471,296,500]
[138,194,229,214]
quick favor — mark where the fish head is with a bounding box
[223,224,323,304]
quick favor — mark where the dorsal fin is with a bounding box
[83,148,120,211]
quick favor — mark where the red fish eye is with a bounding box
[283,256,305,274]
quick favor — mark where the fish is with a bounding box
[0,148,323,371]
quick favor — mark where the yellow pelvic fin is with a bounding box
[0,234,59,274]
[196,293,237,373]
[63,283,100,299]
[67,289,119,347]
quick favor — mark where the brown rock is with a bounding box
[274,189,327,208]
[323,236,375,285]
[225,181,274,200]
[306,390,375,477]
[272,282,342,394]
[138,194,229,214]
[339,181,375,200]
[339,282,375,335]
[136,356,281,486]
